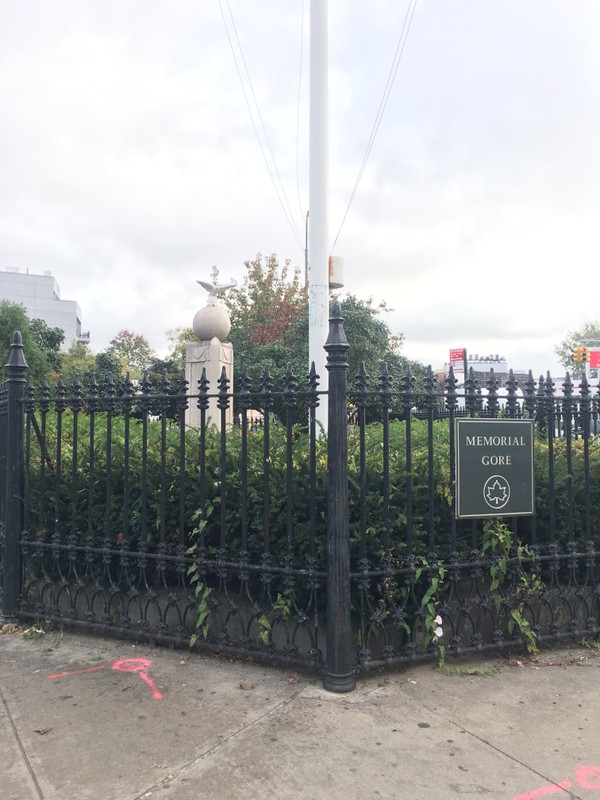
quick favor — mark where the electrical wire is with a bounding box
[218,0,304,253]
[217,1,417,259]
[330,0,418,254]
[295,0,307,224]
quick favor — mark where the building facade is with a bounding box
[0,268,89,349]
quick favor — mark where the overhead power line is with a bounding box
[331,0,419,254]
[218,0,304,253]
[217,2,418,260]
[295,0,307,224]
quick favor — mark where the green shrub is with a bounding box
[25,412,600,566]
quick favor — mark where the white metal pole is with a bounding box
[309,0,329,430]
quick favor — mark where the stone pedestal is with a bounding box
[185,338,234,430]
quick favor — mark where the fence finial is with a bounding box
[5,330,28,371]
[324,300,349,365]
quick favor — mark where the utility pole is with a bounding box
[304,211,309,287]
[309,0,329,430]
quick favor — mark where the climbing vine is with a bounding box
[415,555,447,669]
[258,591,293,646]
[481,518,542,655]
[186,506,213,647]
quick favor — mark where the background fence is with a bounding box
[2,301,600,691]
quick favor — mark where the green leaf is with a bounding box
[258,614,271,631]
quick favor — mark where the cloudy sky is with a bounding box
[1,1,599,378]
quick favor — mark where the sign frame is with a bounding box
[455,418,535,519]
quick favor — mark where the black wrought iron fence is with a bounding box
[2,302,600,692]
[346,364,600,672]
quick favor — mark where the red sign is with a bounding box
[449,348,466,367]
[590,350,600,369]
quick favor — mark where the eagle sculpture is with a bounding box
[197,280,237,305]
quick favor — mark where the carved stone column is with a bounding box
[185,337,233,430]
[184,279,235,431]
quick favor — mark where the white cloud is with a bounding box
[1,0,599,381]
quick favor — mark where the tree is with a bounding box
[555,322,600,380]
[223,253,307,380]
[340,293,404,387]
[0,300,54,385]
[219,254,308,401]
[166,327,195,372]
[220,253,419,404]
[106,329,156,379]
[30,318,65,373]
[59,341,97,385]
[94,350,125,387]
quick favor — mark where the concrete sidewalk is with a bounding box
[1,625,600,800]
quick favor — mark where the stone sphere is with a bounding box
[192,304,231,341]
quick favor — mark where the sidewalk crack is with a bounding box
[130,686,305,800]
[0,685,45,799]
[448,720,584,800]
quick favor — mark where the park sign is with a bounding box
[455,419,535,519]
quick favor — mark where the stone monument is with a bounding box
[185,278,236,430]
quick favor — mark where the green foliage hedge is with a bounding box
[26,414,600,563]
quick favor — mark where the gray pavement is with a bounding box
[1,625,600,800]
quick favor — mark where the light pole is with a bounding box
[309,0,329,430]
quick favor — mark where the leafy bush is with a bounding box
[25,412,600,568]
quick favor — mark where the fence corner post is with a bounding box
[323,300,356,693]
[2,331,27,622]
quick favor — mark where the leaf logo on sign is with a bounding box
[483,475,510,510]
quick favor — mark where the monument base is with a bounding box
[184,338,233,431]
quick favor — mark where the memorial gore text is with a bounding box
[455,419,535,519]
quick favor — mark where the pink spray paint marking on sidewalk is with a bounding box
[47,657,164,700]
[513,782,573,800]
[514,766,600,799]
[111,658,164,700]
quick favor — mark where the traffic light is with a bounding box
[573,346,591,363]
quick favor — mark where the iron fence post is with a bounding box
[2,331,27,621]
[323,301,356,692]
